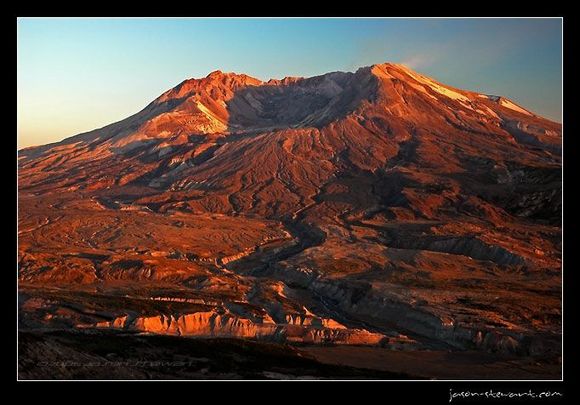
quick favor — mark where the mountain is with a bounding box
[18,63,561,375]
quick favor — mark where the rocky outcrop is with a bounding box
[382,235,525,266]
[308,279,535,355]
[92,311,384,345]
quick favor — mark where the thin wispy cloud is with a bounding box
[399,54,435,70]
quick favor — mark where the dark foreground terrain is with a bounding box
[19,330,413,380]
[19,329,560,380]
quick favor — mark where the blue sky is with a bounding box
[17,18,562,148]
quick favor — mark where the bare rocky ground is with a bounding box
[18,63,561,379]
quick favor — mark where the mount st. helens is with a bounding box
[18,63,561,378]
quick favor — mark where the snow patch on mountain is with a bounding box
[402,68,469,102]
[499,98,533,116]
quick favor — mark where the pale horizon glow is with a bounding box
[17,17,562,149]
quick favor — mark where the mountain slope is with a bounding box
[19,63,560,217]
